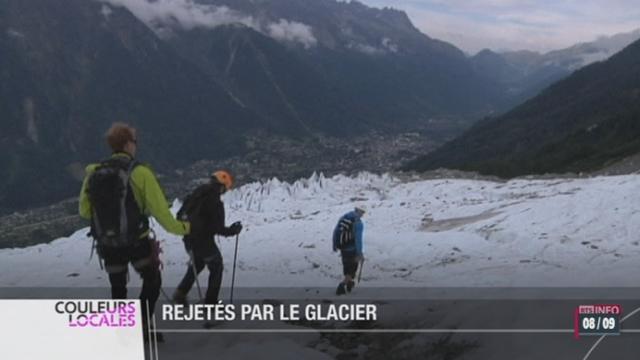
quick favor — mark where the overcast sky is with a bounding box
[359,0,640,54]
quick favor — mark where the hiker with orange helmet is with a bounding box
[173,170,242,306]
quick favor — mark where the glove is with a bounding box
[229,221,243,235]
[355,254,365,263]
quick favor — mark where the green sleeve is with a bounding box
[130,165,190,236]
[78,164,98,220]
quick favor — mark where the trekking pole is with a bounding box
[189,251,204,303]
[159,287,173,304]
[230,234,240,304]
[357,257,365,283]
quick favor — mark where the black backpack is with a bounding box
[336,216,356,250]
[177,184,211,223]
[86,157,148,248]
[177,183,217,242]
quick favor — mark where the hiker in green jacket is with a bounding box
[79,122,190,341]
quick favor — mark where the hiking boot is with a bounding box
[172,289,188,305]
[336,282,346,295]
[346,280,355,293]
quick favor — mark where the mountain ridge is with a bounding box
[470,28,640,109]
[3,0,631,212]
[407,38,640,176]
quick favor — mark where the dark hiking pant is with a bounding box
[341,251,359,278]
[177,244,223,304]
[100,237,161,325]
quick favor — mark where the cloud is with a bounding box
[101,4,113,19]
[347,42,385,55]
[101,0,257,30]
[382,37,399,53]
[100,0,317,47]
[360,0,640,53]
[6,28,26,39]
[267,19,317,48]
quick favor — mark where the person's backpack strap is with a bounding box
[337,215,356,249]
[120,159,140,236]
[116,159,136,240]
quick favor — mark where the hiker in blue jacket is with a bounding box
[333,206,366,295]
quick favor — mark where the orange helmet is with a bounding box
[212,170,234,191]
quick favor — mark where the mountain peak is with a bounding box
[378,6,414,30]
[474,49,501,59]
